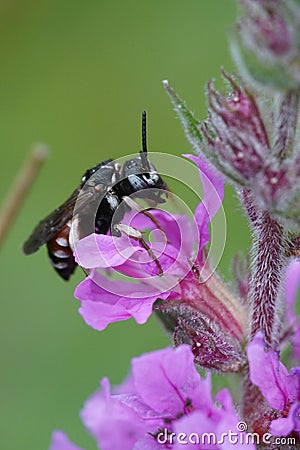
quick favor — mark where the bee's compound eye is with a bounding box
[127,160,137,170]
[114,162,121,172]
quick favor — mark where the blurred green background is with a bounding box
[0,1,251,449]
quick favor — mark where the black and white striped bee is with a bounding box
[23,111,167,280]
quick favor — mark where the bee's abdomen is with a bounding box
[47,223,76,280]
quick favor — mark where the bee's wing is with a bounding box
[23,187,95,255]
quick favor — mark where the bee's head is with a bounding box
[121,156,148,178]
[121,110,150,177]
[121,111,168,204]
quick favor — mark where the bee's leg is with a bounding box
[121,196,167,243]
[114,223,163,276]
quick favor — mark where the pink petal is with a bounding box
[247,333,295,410]
[173,410,216,449]
[81,378,146,450]
[270,402,300,437]
[74,233,143,269]
[75,276,170,330]
[49,431,84,450]
[285,260,300,322]
[129,210,197,258]
[133,434,162,449]
[183,154,224,255]
[131,345,202,415]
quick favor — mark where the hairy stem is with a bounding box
[241,188,259,228]
[273,91,300,160]
[249,211,286,346]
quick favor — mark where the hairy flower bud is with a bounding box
[156,263,248,373]
[234,0,300,90]
[164,78,300,229]
[253,155,300,230]
[202,73,270,186]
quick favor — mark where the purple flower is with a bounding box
[49,431,83,450]
[50,345,253,450]
[285,260,300,362]
[73,154,224,331]
[73,154,249,373]
[185,154,224,261]
[247,332,300,437]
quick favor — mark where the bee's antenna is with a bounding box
[141,110,150,170]
[142,110,147,154]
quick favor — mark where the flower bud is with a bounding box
[235,0,300,90]
[202,73,270,185]
[156,263,248,373]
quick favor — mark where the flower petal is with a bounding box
[247,332,296,410]
[183,154,224,255]
[285,260,300,322]
[131,345,205,415]
[49,431,84,450]
[81,378,147,450]
[129,210,197,258]
[76,283,153,329]
[74,233,143,269]
[173,410,216,449]
[270,402,300,437]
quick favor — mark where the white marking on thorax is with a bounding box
[128,174,144,190]
[106,193,119,210]
[144,173,158,185]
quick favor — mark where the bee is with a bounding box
[23,111,167,280]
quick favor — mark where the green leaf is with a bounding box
[163,80,203,144]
